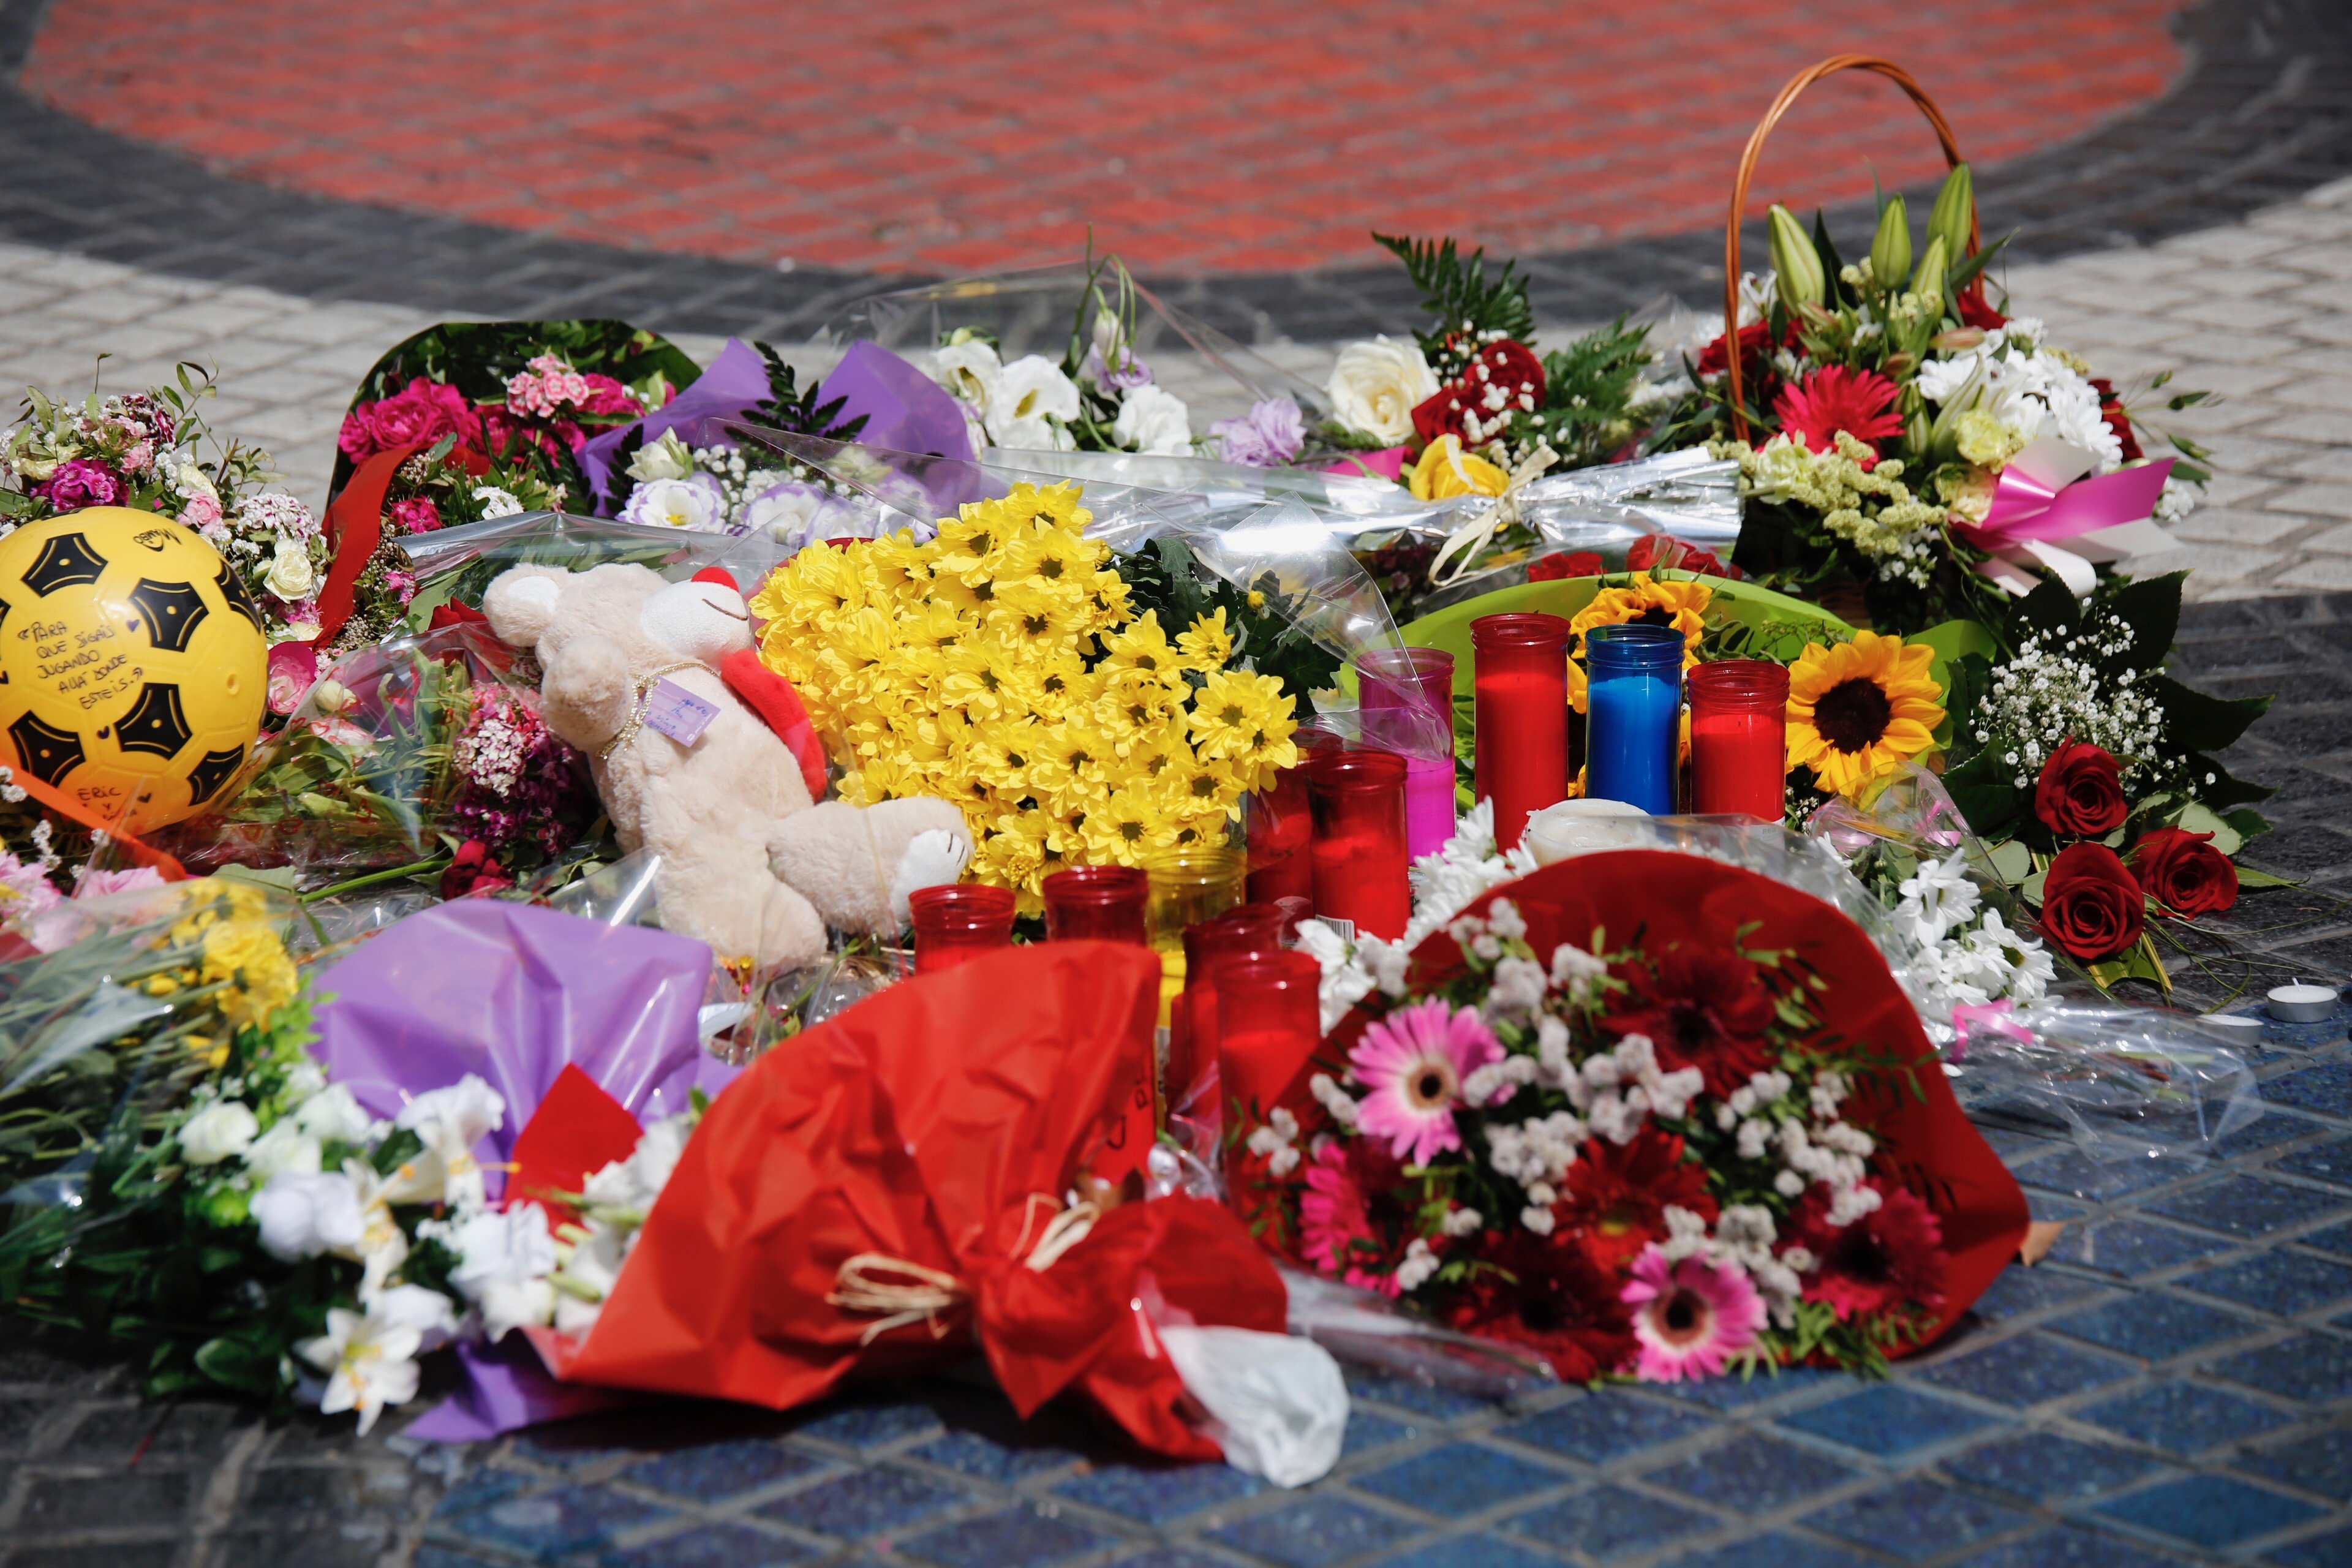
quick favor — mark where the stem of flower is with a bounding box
[299,856,450,904]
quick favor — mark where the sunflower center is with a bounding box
[1404,1057,1458,1111]
[1813,676,1893,753]
[1632,607,1676,629]
[1654,1287,1714,1346]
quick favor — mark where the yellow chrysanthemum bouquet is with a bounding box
[751,483,1299,910]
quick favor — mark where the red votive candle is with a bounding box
[1212,949,1324,1133]
[1472,612,1572,851]
[1687,659,1792,823]
[908,884,1016,974]
[1171,903,1294,1134]
[1042,865,1150,944]
[1246,726,1341,905]
[1307,748,1411,940]
[1357,646,1459,861]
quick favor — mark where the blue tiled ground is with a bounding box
[418,1009,2352,1568]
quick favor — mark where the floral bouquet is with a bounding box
[0,367,324,643]
[1240,849,2027,1382]
[749,481,1308,910]
[147,622,602,896]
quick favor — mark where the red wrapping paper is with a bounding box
[1224,851,2029,1357]
[559,941,1286,1458]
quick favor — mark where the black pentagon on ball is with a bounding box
[20,531,108,595]
[127,578,209,654]
[7,712,83,786]
[213,560,263,636]
[114,682,192,760]
[181,743,246,807]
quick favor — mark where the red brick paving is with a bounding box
[24,1,2188,276]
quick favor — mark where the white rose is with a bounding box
[175,461,219,502]
[1111,385,1193,455]
[251,1169,366,1261]
[986,356,1081,447]
[1326,336,1440,445]
[177,1101,258,1166]
[242,1117,324,1180]
[624,429,695,484]
[263,535,316,601]
[933,338,1005,410]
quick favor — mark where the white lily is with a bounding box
[386,1076,505,1212]
[297,1286,454,1436]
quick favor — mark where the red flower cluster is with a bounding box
[2030,742,2238,960]
[339,377,483,464]
[1604,945,1777,1097]
[1444,1229,1635,1381]
[2087,377,2143,463]
[440,839,513,899]
[1793,1183,1947,1322]
[1556,1130,1716,1271]
[1526,551,1605,583]
[1625,533,1736,579]
[1412,340,1546,448]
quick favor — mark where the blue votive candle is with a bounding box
[1585,623,1684,813]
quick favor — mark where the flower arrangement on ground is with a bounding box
[1,367,324,642]
[1249,843,2026,1382]
[748,482,1303,908]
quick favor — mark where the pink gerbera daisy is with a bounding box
[1621,1246,1767,1383]
[1348,998,1502,1167]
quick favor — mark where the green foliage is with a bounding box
[1527,318,1656,467]
[1115,537,1343,702]
[748,341,868,444]
[1372,233,1536,366]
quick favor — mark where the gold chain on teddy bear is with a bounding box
[598,661,712,762]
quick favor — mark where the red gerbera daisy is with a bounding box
[1771,364,1904,456]
[1555,1129,1717,1272]
[1602,945,1777,1099]
[1792,1183,1948,1322]
[1298,1139,1420,1295]
[1444,1229,1637,1381]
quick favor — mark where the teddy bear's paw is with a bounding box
[889,829,973,926]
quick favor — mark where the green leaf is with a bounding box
[1941,747,2024,839]
[2173,799,2244,857]
[1371,232,1536,355]
[2152,674,2271,754]
[2008,578,2079,645]
[1985,837,2035,886]
[2098,572,2183,673]
[194,1333,281,1395]
[2235,865,2297,889]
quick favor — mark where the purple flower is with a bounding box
[40,459,122,510]
[1209,398,1307,467]
[1089,345,1154,395]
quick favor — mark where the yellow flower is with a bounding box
[201,918,298,1033]
[1567,573,1712,666]
[1565,654,1588,715]
[1079,785,1181,863]
[1785,631,1945,797]
[1188,669,1295,767]
[1408,434,1509,502]
[1175,609,1233,671]
[1097,611,1187,687]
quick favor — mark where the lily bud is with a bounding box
[1767,205,1825,315]
[1928,164,1973,273]
[1869,197,1912,290]
[1912,235,1949,318]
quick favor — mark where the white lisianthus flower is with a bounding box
[1325,336,1439,445]
[263,535,317,600]
[741,478,829,546]
[251,1169,366,1261]
[620,473,727,532]
[986,355,1081,449]
[472,486,523,519]
[624,429,695,484]
[176,1101,258,1166]
[242,1117,324,1181]
[933,337,1005,410]
[386,1074,505,1212]
[1110,384,1193,454]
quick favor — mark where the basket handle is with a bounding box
[1723,56,1978,442]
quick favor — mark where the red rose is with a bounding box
[2129,827,2238,918]
[341,377,482,463]
[2038,843,2146,961]
[440,839,513,900]
[1410,339,1547,448]
[1527,551,1605,582]
[2033,739,2125,838]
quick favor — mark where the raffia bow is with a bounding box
[824,1195,1100,1344]
[1427,443,1560,588]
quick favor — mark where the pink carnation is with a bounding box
[389,497,442,533]
[340,377,482,463]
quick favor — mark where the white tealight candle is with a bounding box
[1525,798,1649,865]
[2199,1013,2266,1040]
[2267,983,2340,1023]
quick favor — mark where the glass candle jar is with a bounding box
[908,884,1016,974]
[1307,749,1411,940]
[1585,623,1684,815]
[1041,865,1150,944]
[1212,949,1324,1131]
[1245,726,1341,905]
[1170,903,1294,1133]
[1471,612,1571,851]
[1145,846,1249,952]
[1687,659,1792,823]
[1357,646,1458,860]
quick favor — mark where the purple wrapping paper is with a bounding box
[310,900,729,1194]
[579,337,978,513]
[402,1336,634,1442]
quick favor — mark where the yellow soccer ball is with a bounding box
[0,507,268,831]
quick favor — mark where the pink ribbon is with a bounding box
[1949,1000,2032,1061]
[1961,450,2174,550]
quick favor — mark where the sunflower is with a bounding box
[1567,573,1711,666]
[1785,631,1943,797]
